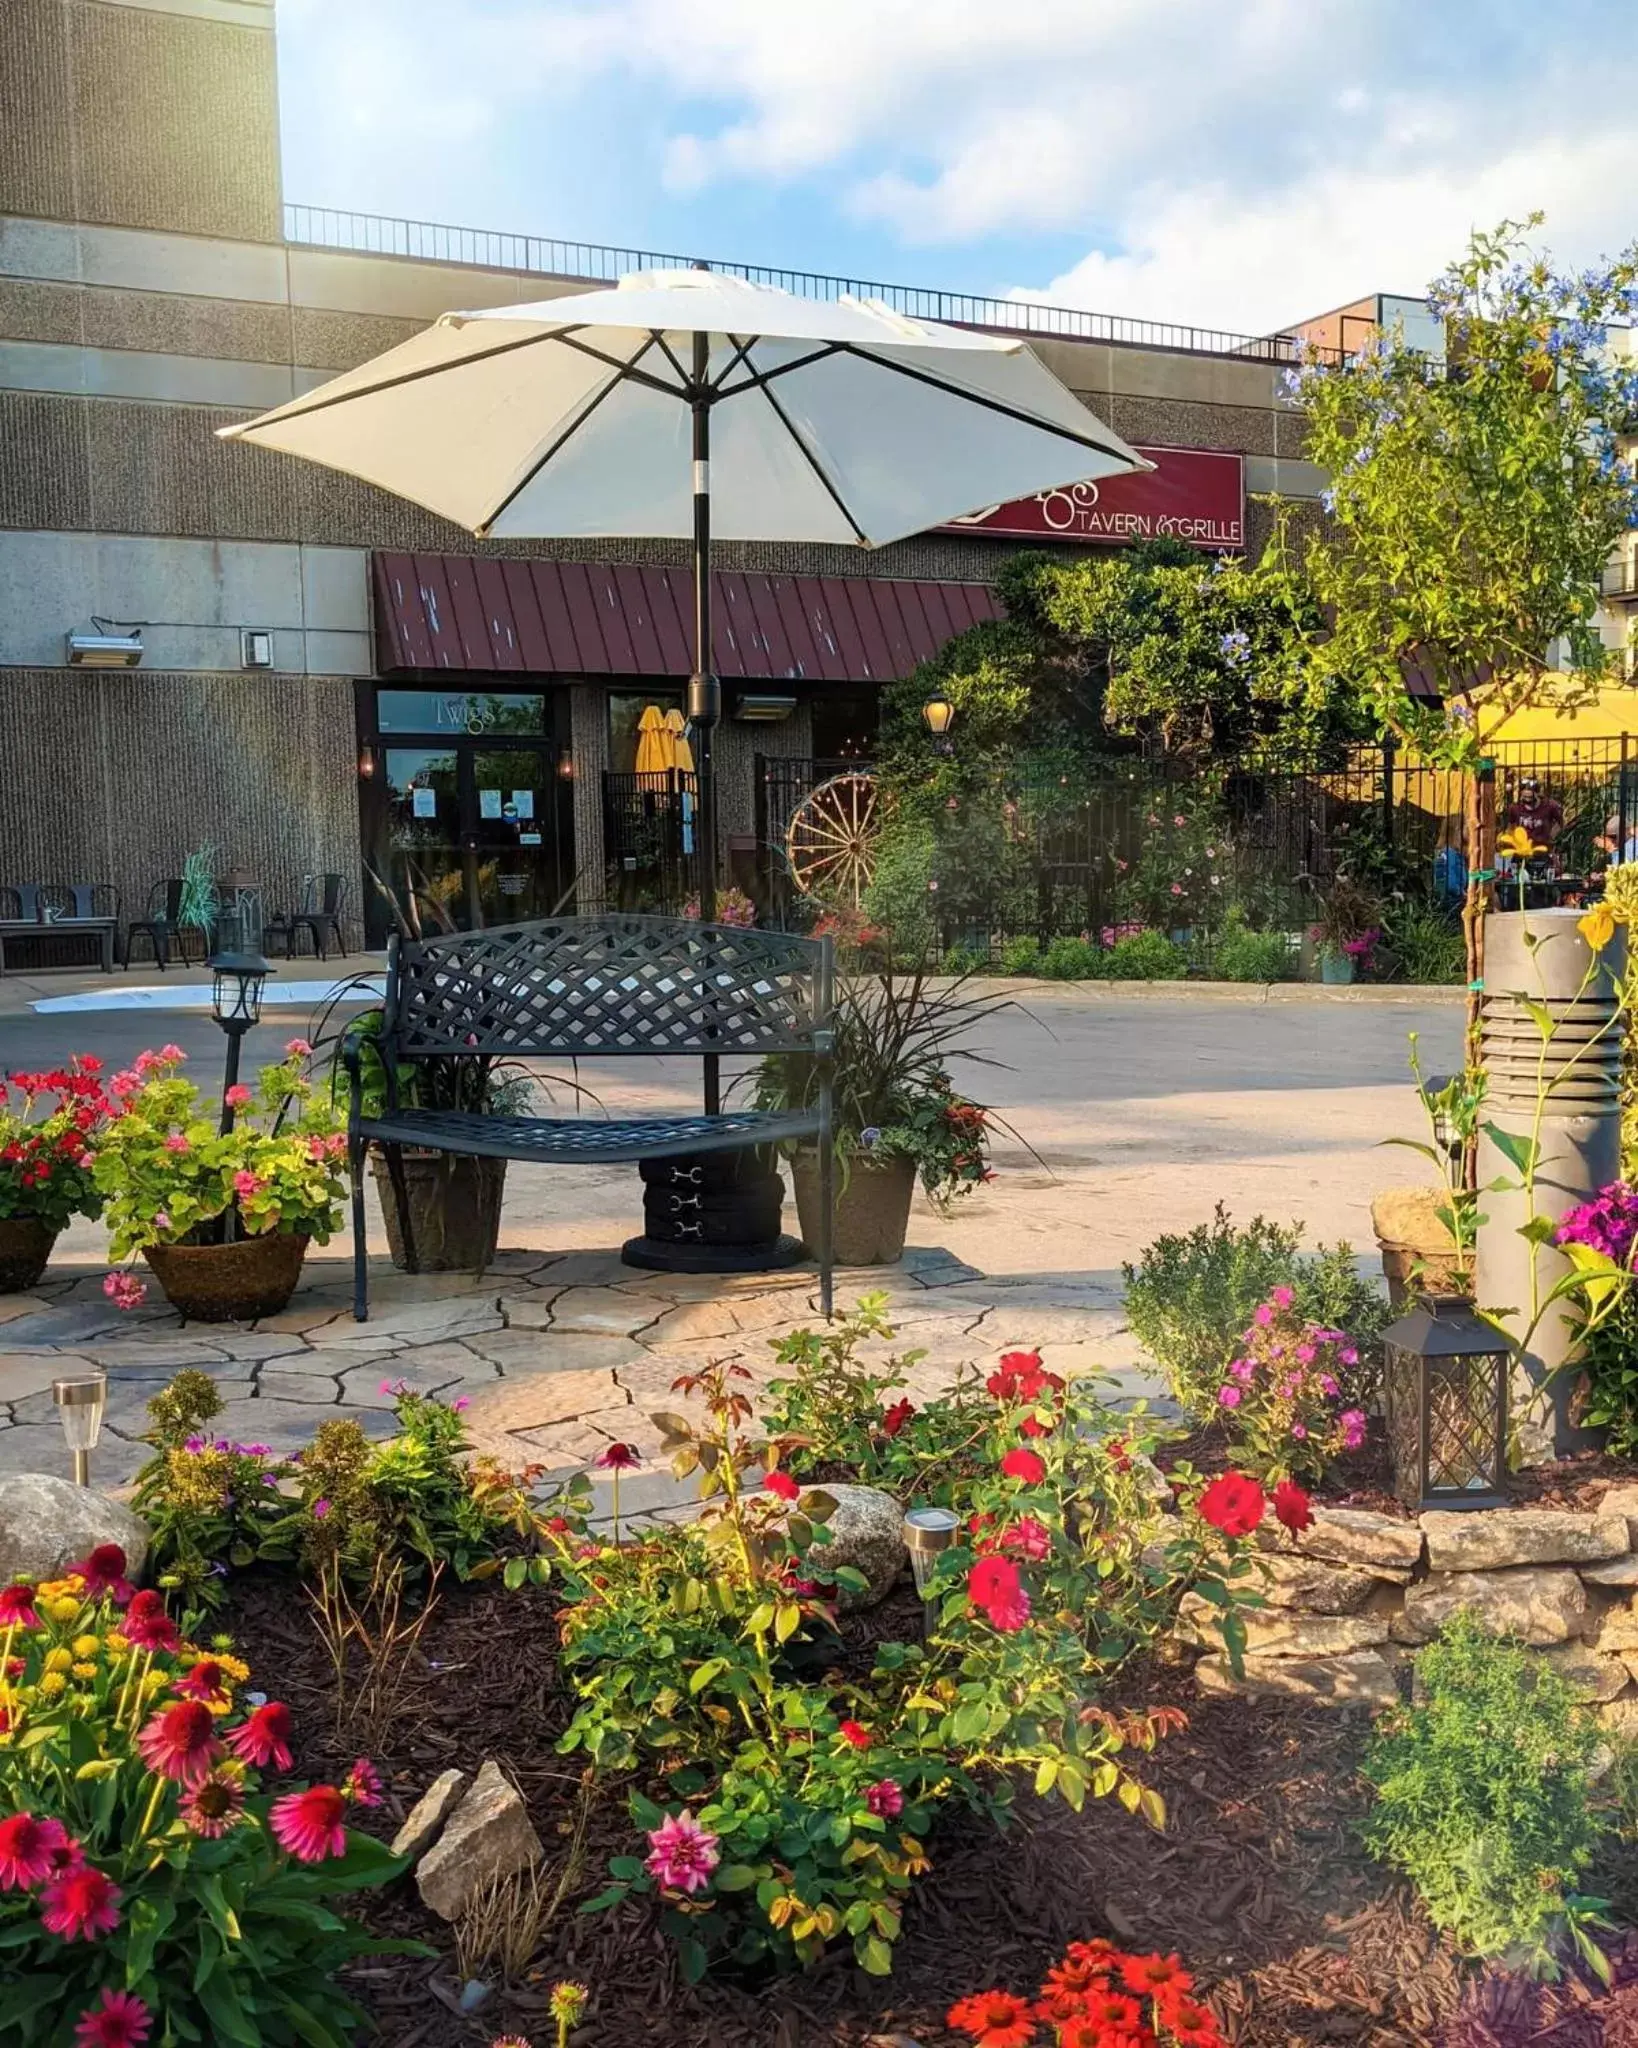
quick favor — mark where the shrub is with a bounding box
[1123,1203,1387,1421]
[1039,936,1102,980]
[1362,1613,1608,1973]
[1214,1290,1369,1482]
[998,935,1042,976]
[0,1551,416,2041]
[1214,918,1293,984]
[1385,901,1466,984]
[1107,929,1188,980]
[948,1938,1224,2047]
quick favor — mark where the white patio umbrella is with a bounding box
[219,267,1148,924]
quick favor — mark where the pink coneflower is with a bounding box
[595,1442,641,1471]
[171,1659,228,1706]
[270,1784,349,1863]
[40,1863,121,1941]
[68,1545,132,1607]
[136,1701,221,1787]
[0,1583,38,1628]
[226,1700,294,1771]
[643,1809,719,1894]
[342,1758,382,1807]
[74,1988,152,2048]
[0,1812,71,1890]
[122,1590,179,1653]
[864,1780,904,1819]
[179,1769,246,1840]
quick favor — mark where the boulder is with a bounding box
[1399,1567,1587,1646]
[1371,1185,1459,1251]
[1600,1696,1638,1739]
[1250,1552,1385,1614]
[391,1767,467,1862]
[1420,1508,1627,1573]
[0,1474,150,1586]
[1193,1648,1398,1709]
[1582,1555,1638,1588]
[1589,1598,1638,1655]
[802,1483,905,1613]
[1598,1483,1638,1547]
[1291,1506,1423,1574]
[1176,1594,1388,1658]
[416,1760,543,1922]
[1537,1643,1632,1704]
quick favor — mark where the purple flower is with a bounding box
[1218,1385,1243,1409]
[1339,1409,1367,1451]
[1270,1285,1294,1311]
[1291,1422,1308,1440]
[183,1436,205,1453]
[1228,1358,1254,1384]
[453,1396,470,1413]
[1319,1374,1339,1398]
[312,1498,330,1520]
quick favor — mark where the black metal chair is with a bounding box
[125,879,203,971]
[268,872,348,961]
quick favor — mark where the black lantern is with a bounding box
[921,684,956,752]
[1383,1296,1510,1511]
[208,948,269,1134]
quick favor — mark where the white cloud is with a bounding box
[276,0,1638,333]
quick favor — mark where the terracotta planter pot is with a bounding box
[791,1151,917,1266]
[142,1232,309,1323]
[0,1215,60,1291]
[1371,1186,1471,1311]
[370,1148,506,1273]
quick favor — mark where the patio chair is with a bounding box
[125,878,203,971]
[267,872,348,961]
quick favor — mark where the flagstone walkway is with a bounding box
[0,1246,1163,1520]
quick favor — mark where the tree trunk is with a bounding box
[1461,757,1496,1192]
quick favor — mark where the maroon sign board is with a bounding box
[941,445,1245,551]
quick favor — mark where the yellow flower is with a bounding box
[1579,903,1617,953]
[36,1671,68,1699]
[43,1647,73,1674]
[71,1662,98,1682]
[47,1597,81,1625]
[72,1636,100,1660]
[140,1669,168,1697]
[1498,825,1545,859]
[216,1654,250,1684]
[104,1632,130,1657]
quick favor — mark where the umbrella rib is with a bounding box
[224,325,581,429]
[830,342,1136,460]
[752,375,871,546]
[474,334,666,537]
[712,341,847,400]
[710,333,764,393]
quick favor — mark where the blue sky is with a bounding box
[276,0,1638,336]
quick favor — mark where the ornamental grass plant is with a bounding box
[0,1550,415,2045]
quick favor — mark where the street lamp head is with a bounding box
[209,952,270,1029]
[921,686,956,742]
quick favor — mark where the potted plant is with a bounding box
[325,1006,541,1273]
[1309,874,1381,984]
[0,1057,110,1290]
[94,1044,348,1321]
[751,960,1018,1265]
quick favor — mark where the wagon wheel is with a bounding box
[784,772,883,909]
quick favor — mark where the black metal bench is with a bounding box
[345,914,835,1322]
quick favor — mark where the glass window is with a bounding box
[377,689,546,736]
[607,689,684,775]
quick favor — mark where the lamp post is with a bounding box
[52,1371,107,1487]
[921,684,957,755]
[903,1504,960,1635]
[208,950,270,1134]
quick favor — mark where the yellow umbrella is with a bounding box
[633,704,672,774]
[664,707,695,774]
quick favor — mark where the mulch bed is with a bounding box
[216,1569,1510,2048]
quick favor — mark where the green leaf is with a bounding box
[502,1555,527,1591]
[1482,1122,1538,1178]
[857,1933,894,1976]
[609,1856,644,1881]
[773,1601,800,1644]
[689,1658,726,1694]
[196,1963,260,2046]
[713,1863,758,1892]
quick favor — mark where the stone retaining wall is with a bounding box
[1173,1487,1638,1725]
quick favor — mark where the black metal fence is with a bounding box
[602,770,700,912]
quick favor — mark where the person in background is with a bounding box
[1596,813,1638,867]
[1502,775,1564,851]
[1432,830,1468,909]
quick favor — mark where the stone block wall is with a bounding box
[1175,1491,1638,1726]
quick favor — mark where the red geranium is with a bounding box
[947,1988,1037,2047]
[1271,1478,1313,1535]
[837,1719,872,1750]
[999,1447,1046,1485]
[1197,1472,1266,1538]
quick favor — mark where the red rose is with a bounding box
[764,1470,800,1502]
[1198,1472,1266,1538]
[881,1398,915,1438]
[966,1554,1032,1632]
[1272,1479,1313,1534]
[999,1447,1046,1485]
[837,1719,872,1750]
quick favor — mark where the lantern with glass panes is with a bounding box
[1382,1296,1509,1511]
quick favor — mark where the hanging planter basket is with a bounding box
[142,1232,310,1323]
[0,1215,60,1293]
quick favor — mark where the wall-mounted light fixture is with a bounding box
[241,629,274,669]
[734,693,797,722]
[921,683,956,750]
[357,742,377,781]
[66,632,143,668]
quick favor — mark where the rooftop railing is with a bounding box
[283,202,1316,366]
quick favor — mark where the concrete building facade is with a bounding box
[1,0,1330,948]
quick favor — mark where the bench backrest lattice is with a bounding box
[385,916,833,1061]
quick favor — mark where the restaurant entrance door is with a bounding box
[360,685,575,943]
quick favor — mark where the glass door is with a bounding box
[466,745,569,924]
[383,746,465,934]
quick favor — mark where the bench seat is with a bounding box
[358,1105,821,1165]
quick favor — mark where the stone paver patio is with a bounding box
[0,1246,1163,1520]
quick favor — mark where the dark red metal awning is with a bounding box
[372,553,1002,683]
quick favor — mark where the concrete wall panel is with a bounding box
[1105,392,1278,460]
[0,337,298,405]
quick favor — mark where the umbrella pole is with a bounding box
[686,321,722,1114]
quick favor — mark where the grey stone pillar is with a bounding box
[1475,908,1625,1460]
